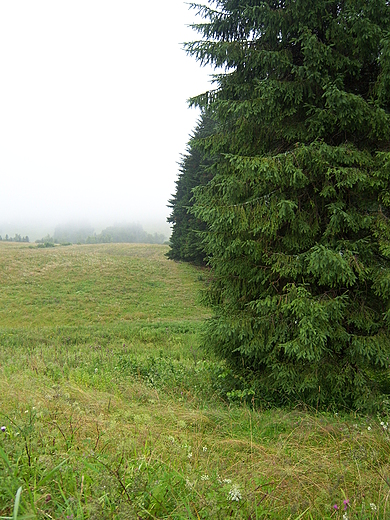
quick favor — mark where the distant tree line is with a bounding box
[36,224,166,245]
[0,234,29,242]
[86,224,165,245]
[53,223,94,245]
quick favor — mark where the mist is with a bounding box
[0,1,212,242]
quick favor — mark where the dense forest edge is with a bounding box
[167,0,390,412]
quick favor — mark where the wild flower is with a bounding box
[94,368,98,373]
[223,478,232,484]
[333,504,339,510]
[370,503,377,511]
[343,499,349,511]
[1,426,6,432]
[367,426,372,431]
[202,446,207,452]
[380,421,388,431]
[228,484,242,501]
[343,514,349,520]
[200,474,209,481]
[187,452,193,459]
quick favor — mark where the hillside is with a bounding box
[0,242,388,519]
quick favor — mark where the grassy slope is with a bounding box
[0,242,389,519]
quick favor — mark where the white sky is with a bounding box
[0,1,213,239]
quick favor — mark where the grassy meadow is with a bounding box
[0,242,389,519]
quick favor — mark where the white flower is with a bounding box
[367,426,372,431]
[185,478,194,489]
[167,435,175,444]
[228,484,242,501]
[200,474,209,481]
[94,368,98,373]
[187,452,192,459]
[370,503,377,511]
[343,514,349,520]
[223,478,232,484]
[202,446,208,452]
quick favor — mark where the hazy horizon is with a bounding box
[0,216,171,242]
[0,1,213,241]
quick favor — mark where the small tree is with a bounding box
[187,0,390,408]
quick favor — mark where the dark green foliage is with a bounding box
[167,113,216,264]
[187,0,390,409]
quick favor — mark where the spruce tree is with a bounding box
[167,113,216,265]
[187,0,390,408]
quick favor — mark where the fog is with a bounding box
[0,1,212,241]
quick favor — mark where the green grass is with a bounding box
[0,242,389,519]
[0,242,206,326]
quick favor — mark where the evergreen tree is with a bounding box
[167,113,216,264]
[187,0,390,408]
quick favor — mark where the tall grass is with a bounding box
[0,242,389,519]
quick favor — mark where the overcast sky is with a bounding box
[0,1,213,239]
